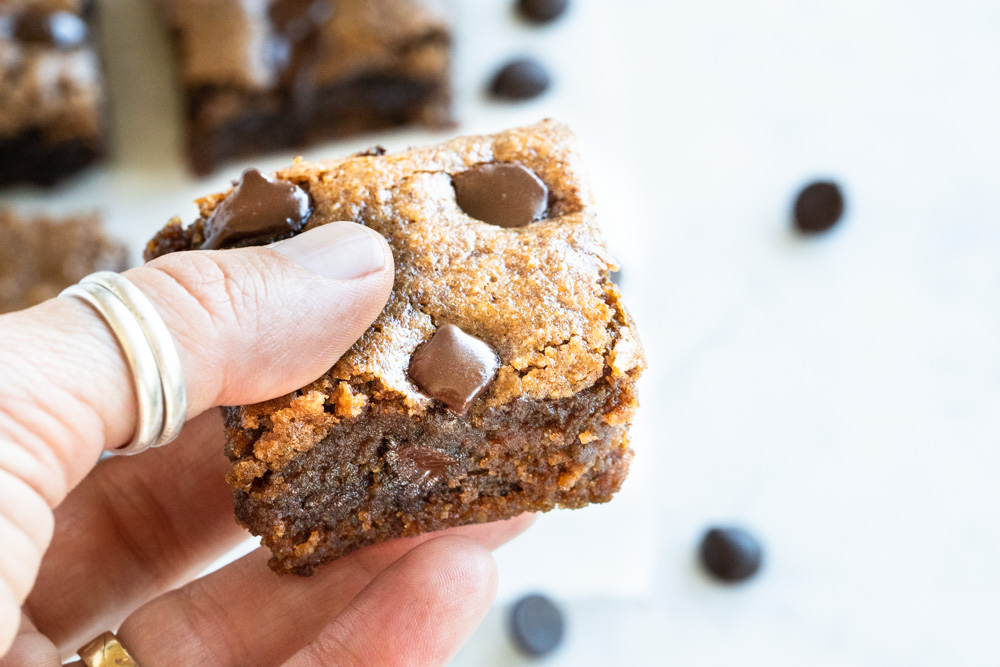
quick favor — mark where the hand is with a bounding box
[0,223,533,665]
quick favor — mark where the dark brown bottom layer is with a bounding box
[0,130,102,187]
[231,377,636,575]
[187,75,452,175]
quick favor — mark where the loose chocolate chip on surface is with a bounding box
[794,181,845,233]
[699,526,763,583]
[509,594,565,657]
[453,162,548,228]
[517,0,569,23]
[202,168,312,249]
[408,324,500,414]
[490,58,551,100]
[15,10,87,48]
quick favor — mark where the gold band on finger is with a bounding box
[78,631,139,667]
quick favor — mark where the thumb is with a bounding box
[0,222,392,653]
[133,221,394,424]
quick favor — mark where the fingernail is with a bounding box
[270,222,388,280]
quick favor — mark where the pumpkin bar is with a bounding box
[145,121,645,575]
[1,210,127,314]
[0,0,106,186]
[156,0,452,174]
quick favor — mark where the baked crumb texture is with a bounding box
[146,121,645,575]
[157,0,452,174]
[0,210,128,313]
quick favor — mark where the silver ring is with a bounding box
[60,282,165,454]
[60,272,188,455]
[81,272,188,449]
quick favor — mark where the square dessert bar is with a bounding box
[0,0,106,186]
[0,210,128,313]
[145,121,645,575]
[157,0,452,174]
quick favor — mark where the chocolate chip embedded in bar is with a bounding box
[202,169,313,249]
[407,323,500,414]
[155,0,453,174]
[144,121,645,575]
[0,1,107,186]
[14,9,88,48]
[453,162,549,228]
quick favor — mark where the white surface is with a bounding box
[4,0,1000,665]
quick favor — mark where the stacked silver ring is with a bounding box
[60,271,187,455]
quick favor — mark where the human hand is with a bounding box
[0,222,533,665]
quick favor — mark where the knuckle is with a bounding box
[143,251,287,347]
[123,587,237,667]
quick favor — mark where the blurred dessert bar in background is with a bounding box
[157,0,453,174]
[0,210,128,313]
[0,0,107,186]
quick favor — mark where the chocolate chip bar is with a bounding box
[0,0,106,186]
[145,121,645,575]
[1,210,128,313]
[156,0,452,174]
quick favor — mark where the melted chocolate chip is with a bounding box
[399,446,455,482]
[517,0,570,23]
[509,594,565,657]
[201,169,312,249]
[490,58,552,100]
[408,324,500,414]
[794,181,845,233]
[699,526,763,583]
[453,163,548,228]
[15,10,87,49]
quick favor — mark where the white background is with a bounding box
[4,1,1000,665]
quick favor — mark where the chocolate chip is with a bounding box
[15,10,87,49]
[699,526,763,583]
[490,58,551,100]
[398,446,455,483]
[517,0,569,23]
[794,181,845,233]
[453,163,548,228]
[356,145,387,157]
[408,324,499,414]
[509,594,565,657]
[202,169,312,249]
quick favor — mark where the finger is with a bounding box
[1,221,392,505]
[0,613,59,667]
[0,222,392,653]
[25,410,245,655]
[285,536,497,667]
[117,514,533,666]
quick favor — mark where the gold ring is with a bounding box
[78,631,139,667]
